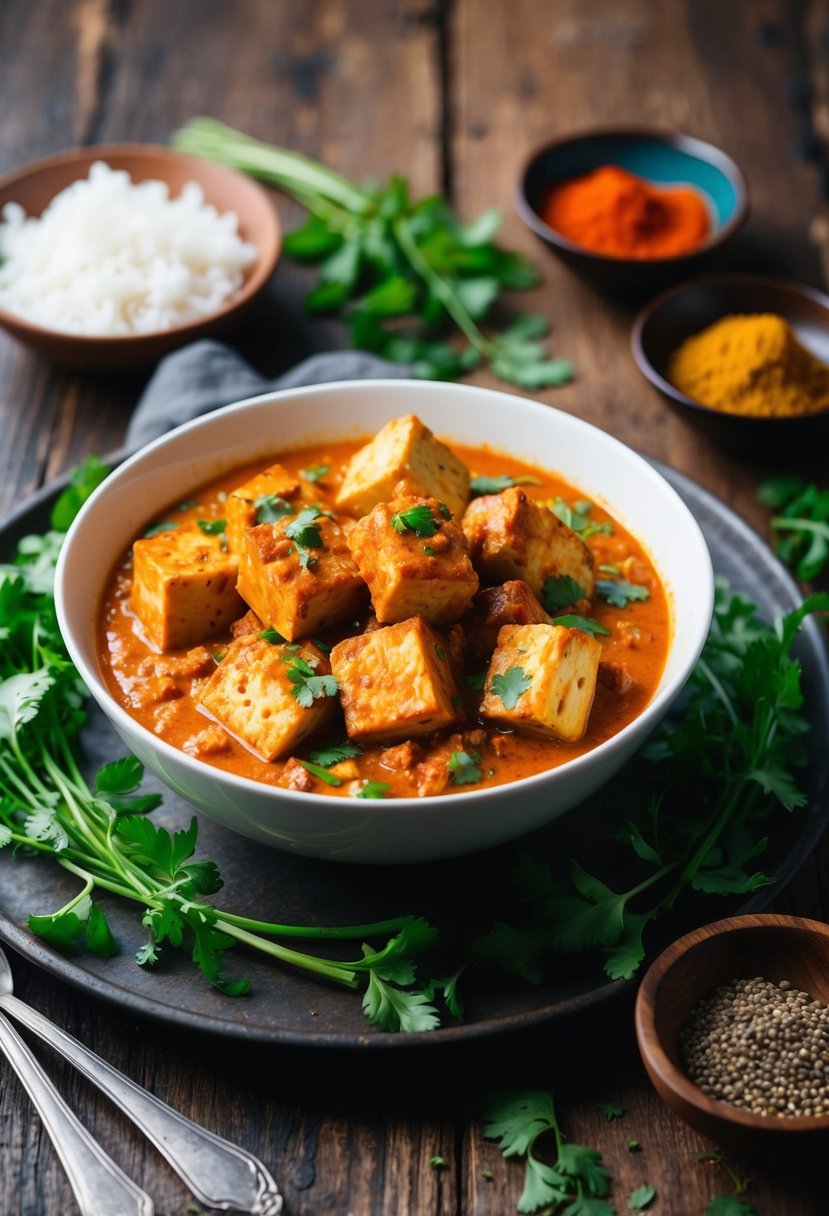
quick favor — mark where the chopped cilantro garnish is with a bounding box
[465,672,486,692]
[469,473,541,496]
[306,740,362,768]
[490,666,531,709]
[312,638,333,653]
[541,574,586,613]
[391,505,438,537]
[435,645,446,661]
[285,508,324,569]
[176,498,201,511]
[300,464,330,484]
[212,651,226,664]
[438,503,451,518]
[354,781,392,800]
[258,627,287,644]
[255,493,296,524]
[423,545,436,556]
[551,497,613,539]
[596,578,649,608]
[598,564,619,575]
[448,749,483,785]
[298,759,343,787]
[552,614,610,637]
[197,518,227,536]
[285,656,339,708]
[143,521,178,538]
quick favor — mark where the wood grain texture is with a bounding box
[0,0,829,1212]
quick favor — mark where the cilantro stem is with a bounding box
[215,920,360,988]
[770,517,829,541]
[215,911,418,940]
[392,215,493,355]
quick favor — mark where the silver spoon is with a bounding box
[0,945,282,1215]
[0,1007,153,1215]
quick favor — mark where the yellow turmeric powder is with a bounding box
[667,313,829,418]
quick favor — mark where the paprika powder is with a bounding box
[542,165,710,260]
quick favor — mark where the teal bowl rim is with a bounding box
[631,271,829,430]
[515,125,750,267]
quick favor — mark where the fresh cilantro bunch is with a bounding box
[759,475,829,581]
[172,119,573,389]
[0,459,446,1031]
[474,581,829,984]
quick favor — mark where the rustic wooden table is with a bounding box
[2,1,829,1212]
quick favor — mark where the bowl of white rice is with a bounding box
[0,144,281,369]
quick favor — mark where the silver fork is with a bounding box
[0,945,282,1215]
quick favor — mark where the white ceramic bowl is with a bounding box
[55,380,714,864]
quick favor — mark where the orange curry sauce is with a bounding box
[98,440,670,798]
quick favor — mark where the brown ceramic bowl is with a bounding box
[515,127,748,295]
[632,274,829,452]
[635,914,829,1149]
[0,144,281,370]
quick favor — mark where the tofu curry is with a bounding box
[99,415,670,799]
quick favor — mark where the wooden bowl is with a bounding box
[635,915,829,1149]
[631,273,829,451]
[515,127,748,295]
[0,144,281,370]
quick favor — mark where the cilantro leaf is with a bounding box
[297,759,343,787]
[95,757,145,795]
[286,657,339,709]
[285,508,324,568]
[469,473,541,496]
[0,669,55,739]
[258,627,287,644]
[255,493,295,524]
[465,672,486,691]
[196,518,227,535]
[391,504,439,537]
[448,749,483,786]
[300,464,330,484]
[760,476,829,581]
[355,781,392,799]
[490,666,532,709]
[552,615,611,637]
[306,740,362,768]
[551,498,613,539]
[542,575,587,613]
[628,1184,656,1211]
[596,579,649,609]
[600,1103,624,1120]
[362,967,440,1032]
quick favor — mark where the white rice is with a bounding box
[0,161,258,336]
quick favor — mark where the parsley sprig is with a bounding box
[172,119,573,388]
[0,470,442,1030]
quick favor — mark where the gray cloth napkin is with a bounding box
[125,339,412,449]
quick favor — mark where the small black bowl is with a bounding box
[516,127,748,295]
[632,273,829,452]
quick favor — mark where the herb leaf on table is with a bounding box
[172,119,573,389]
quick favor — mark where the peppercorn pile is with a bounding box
[680,977,829,1118]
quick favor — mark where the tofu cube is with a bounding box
[335,414,470,519]
[347,495,478,626]
[462,488,595,599]
[480,623,601,742]
[225,461,303,554]
[130,522,242,652]
[330,616,463,745]
[197,636,335,762]
[237,511,366,641]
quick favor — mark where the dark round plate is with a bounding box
[0,461,826,1048]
